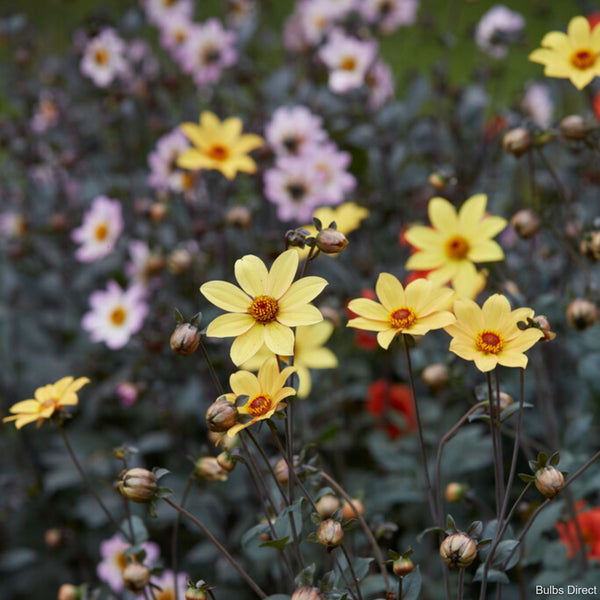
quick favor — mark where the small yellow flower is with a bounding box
[405,194,506,298]
[529,16,600,90]
[201,250,328,365]
[241,320,338,398]
[347,275,456,349]
[221,357,297,438]
[177,111,264,179]
[3,376,90,429]
[444,294,544,372]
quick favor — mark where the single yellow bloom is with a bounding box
[221,357,297,438]
[201,249,328,365]
[241,320,338,398]
[445,294,544,372]
[177,111,264,179]
[529,16,600,90]
[405,194,506,298]
[3,376,90,429]
[347,275,456,349]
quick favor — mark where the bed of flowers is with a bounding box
[1,1,600,599]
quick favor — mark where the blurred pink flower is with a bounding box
[265,105,327,157]
[80,28,129,87]
[71,196,123,263]
[475,5,524,59]
[142,0,193,26]
[521,83,553,128]
[141,570,188,600]
[147,128,193,193]
[158,11,195,52]
[297,0,342,45]
[360,0,418,34]
[82,281,148,350]
[311,143,356,204]
[30,91,60,134]
[366,59,395,110]
[115,381,139,408]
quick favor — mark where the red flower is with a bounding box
[366,379,416,439]
[588,12,600,30]
[346,289,378,350]
[556,505,600,560]
[593,91,600,122]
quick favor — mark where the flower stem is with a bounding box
[340,543,364,600]
[486,372,503,520]
[198,340,224,396]
[171,472,194,600]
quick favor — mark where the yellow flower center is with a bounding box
[475,330,504,354]
[40,396,59,410]
[248,394,273,417]
[341,57,357,71]
[571,48,596,70]
[248,295,279,323]
[110,306,127,326]
[156,591,175,600]
[181,173,194,190]
[116,552,128,572]
[174,29,186,44]
[94,222,109,241]
[445,235,470,260]
[389,307,417,330]
[207,144,229,162]
[94,48,109,65]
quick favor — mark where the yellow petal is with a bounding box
[481,294,511,331]
[221,116,243,142]
[377,328,400,349]
[267,250,298,299]
[230,370,261,398]
[347,298,389,321]
[277,304,323,327]
[200,111,222,131]
[7,399,39,413]
[235,254,268,297]
[473,354,499,372]
[405,250,447,271]
[201,280,251,312]
[541,31,571,54]
[206,313,255,337]
[295,365,311,398]
[412,310,456,333]
[180,123,209,150]
[296,321,334,348]
[347,317,390,332]
[177,149,213,170]
[458,194,487,232]
[429,197,459,233]
[376,273,405,311]
[568,16,592,50]
[404,226,444,250]
[569,68,597,90]
[230,324,265,366]
[297,346,338,369]
[234,133,264,154]
[279,276,328,309]
[453,297,483,335]
[263,321,295,356]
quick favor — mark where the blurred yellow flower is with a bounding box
[177,111,264,179]
[201,250,328,365]
[445,294,544,372]
[221,357,297,438]
[529,16,600,90]
[242,320,338,398]
[347,275,455,349]
[3,376,90,429]
[405,195,506,298]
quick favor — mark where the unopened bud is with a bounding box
[150,202,167,222]
[118,468,157,503]
[559,115,586,141]
[316,228,349,254]
[123,561,151,592]
[206,399,238,432]
[317,519,344,549]
[316,494,340,518]
[421,363,449,391]
[45,528,63,549]
[292,587,325,600]
[170,323,200,356]
[226,205,252,228]
[532,315,556,342]
[341,498,364,520]
[195,457,228,481]
[428,173,447,192]
[57,584,79,600]
[535,466,565,499]
[510,209,541,239]
[485,391,513,415]
[274,458,289,485]
[185,588,207,600]
[216,451,236,472]
[566,298,598,331]
[167,248,193,274]
[439,533,477,568]
[503,128,531,157]
[444,482,467,503]
[392,557,414,577]
[580,231,600,261]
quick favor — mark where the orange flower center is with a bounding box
[94,48,109,65]
[174,29,187,44]
[181,173,194,190]
[95,222,109,241]
[40,396,59,410]
[207,144,229,161]
[341,56,357,71]
[156,590,175,600]
[110,306,127,326]
[571,48,596,70]
[389,307,417,330]
[116,552,128,572]
[475,330,504,354]
[445,235,470,259]
[248,394,272,417]
[248,295,279,323]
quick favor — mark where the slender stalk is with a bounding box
[493,369,505,502]
[58,425,130,541]
[300,244,318,278]
[486,373,503,519]
[341,543,364,600]
[239,435,280,513]
[398,577,403,600]
[198,340,224,396]
[246,429,289,503]
[332,550,359,600]
[458,568,465,600]
[171,473,195,600]
[535,147,573,220]
[163,497,267,598]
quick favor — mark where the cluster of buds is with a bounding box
[566,299,598,331]
[519,451,566,499]
[518,315,556,342]
[580,231,600,261]
[170,310,202,356]
[194,456,229,481]
[285,217,349,256]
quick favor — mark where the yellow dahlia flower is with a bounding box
[404,195,506,298]
[347,275,455,349]
[177,111,264,179]
[3,376,90,429]
[221,357,297,438]
[445,294,544,372]
[201,250,328,365]
[529,16,600,90]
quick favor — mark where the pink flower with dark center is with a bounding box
[310,143,356,204]
[148,128,194,192]
[142,0,193,26]
[80,28,129,87]
[159,11,195,52]
[365,59,395,110]
[360,0,418,34]
[265,105,327,157]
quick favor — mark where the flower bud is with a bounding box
[57,584,79,600]
[535,466,565,499]
[532,315,556,342]
[206,399,239,432]
[316,494,340,518]
[45,528,64,549]
[170,323,200,356]
[167,248,193,274]
[292,587,325,600]
[207,430,236,450]
[185,588,207,600]
[341,498,364,520]
[559,115,586,140]
[226,205,252,228]
[122,561,151,592]
[421,363,449,391]
[317,519,344,549]
[510,209,541,239]
[444,482,467,503]
[392,557,414,577]
[118,468,157,503]
[274,458,289,485]
[439,533,478,568]
[150,202,167,222]
[428,173,447,192]
[316,228,349,254]
[566,298,598,331]
[216,451,236,473]
[502,128,531,157]
[485,391,513,415]
[580,231,600,261]
[195,457,228,481]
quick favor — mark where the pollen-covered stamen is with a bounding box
[571,48,596,70]
[207,144,229,161]
[248,394,272,417]
[248,295,279,323]
[445,235,470,259]
[476,330,504,354]
[389,307,417,330]
[340,56,357,71]
[110,306,127,326]
[94,222,109,241]
[94,48,109,65]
